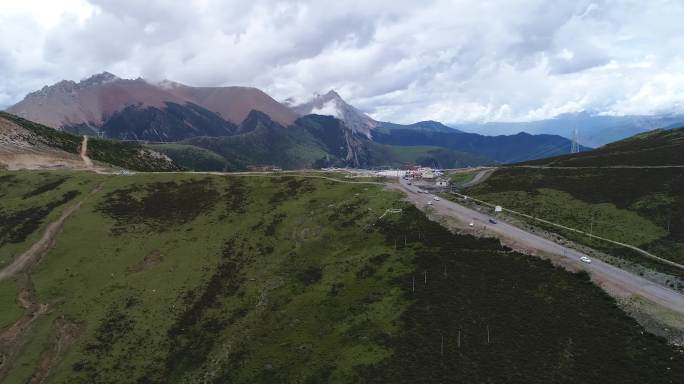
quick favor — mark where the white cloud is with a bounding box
[2,0,684,124]
[311,100,341,118]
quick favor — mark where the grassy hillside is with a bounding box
[520,126,684,166]
[464,128,684,278]
[0,170,682,383]
[149,144,227,171]
[465,167,684,275]
[0,112,180,172]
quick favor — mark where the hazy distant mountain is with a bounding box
[453,112,684,147]
[284,90,380,138]
[373,129,589,164]
[6,72,298,139]
[378,120,461,133]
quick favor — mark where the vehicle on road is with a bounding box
[469,222,474,227]
[427,201,433,205]
[434,196,440,201]
[407,182,412,185]
[580,256,592,264]
[489,218,497,224]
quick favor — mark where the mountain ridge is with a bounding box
[7,72,298,132]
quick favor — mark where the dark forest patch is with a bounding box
[269,177,316,205]
[22,177,68,199]
[96,179,218,234]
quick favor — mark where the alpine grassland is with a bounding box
[0,170,682,383]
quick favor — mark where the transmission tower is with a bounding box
[571,128,580,153]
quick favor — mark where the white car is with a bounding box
[468,222,474,227]
[580,256,592,264]
[427,201,433,205]
[433,197,440,201]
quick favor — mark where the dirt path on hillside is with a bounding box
[0,274,49,379]
[79,136,93,168]
[27,317,80,384]
[0,184,101,381]
[0,184,102,281]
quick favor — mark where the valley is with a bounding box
[3,3,684,382]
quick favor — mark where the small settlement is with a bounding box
[402,166,451,189]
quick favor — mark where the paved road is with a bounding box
[457,169,495,189]
[396,177,684,315]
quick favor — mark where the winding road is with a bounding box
[396,177,684,315]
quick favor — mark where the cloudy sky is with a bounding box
[1,0,684,123]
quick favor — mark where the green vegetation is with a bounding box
[1,170,682,383]
[184,122,328,170]
[466,167,684,272]
[149,144,227,171]
[366,144,491,168]
[166,113,493,171]
[86,139,181,172]
[448,171,478,184]
[0,112,180,171]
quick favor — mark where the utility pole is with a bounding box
[424,271,427,286]
[487,325,490,345]
[457,330,461,349]
[412,276,415,293]
[440,334,444,356]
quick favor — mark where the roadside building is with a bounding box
[436,178,449,187]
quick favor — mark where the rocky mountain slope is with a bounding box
[285,90,380,138]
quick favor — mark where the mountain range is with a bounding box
[5,72,590,170]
